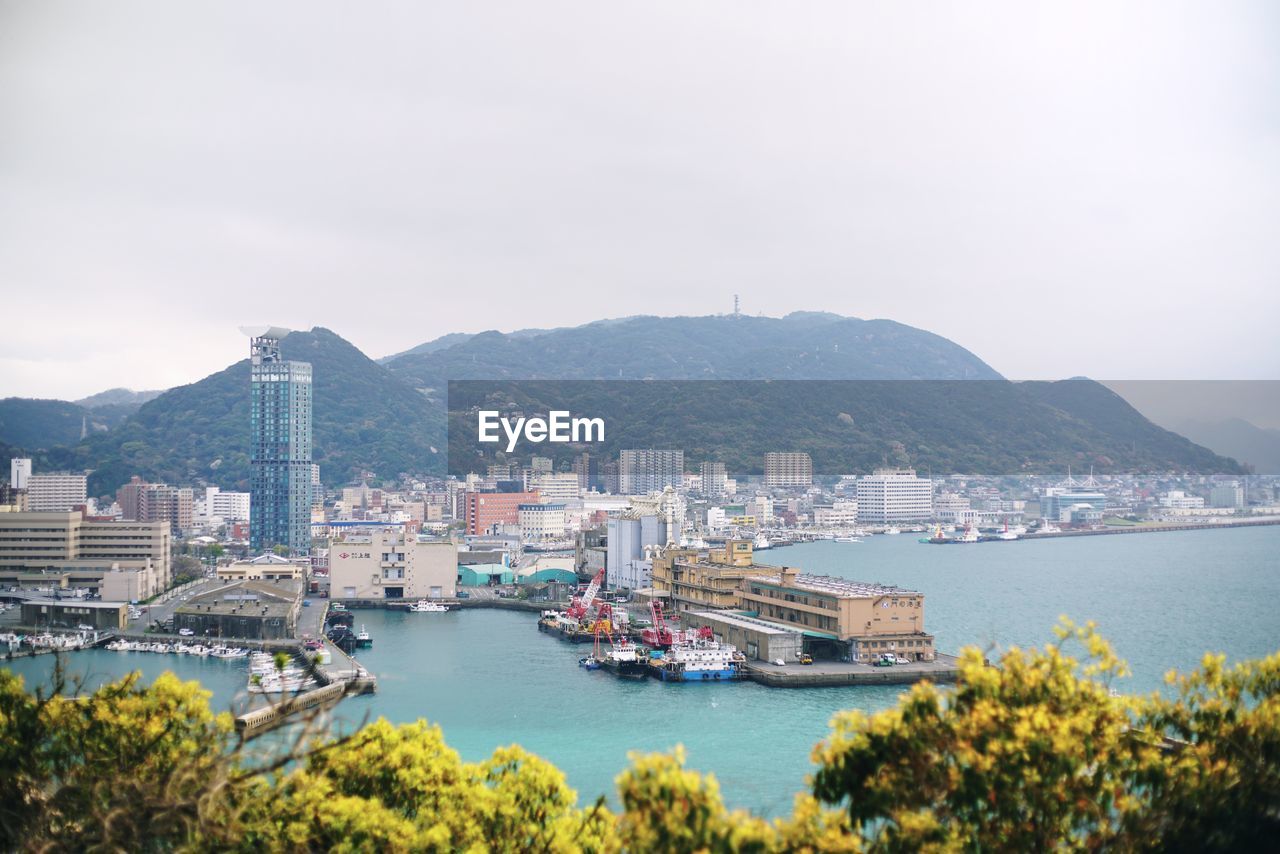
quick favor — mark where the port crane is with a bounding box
[566,568,605,620]
[641,599,675,648]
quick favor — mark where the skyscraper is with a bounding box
[244,326,313,555]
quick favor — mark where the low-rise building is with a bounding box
[217,553,310,582]
[329,530,457,600]
[173,579,303,640]
[20,599,127,631]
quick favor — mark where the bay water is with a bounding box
[7,526,1279,814]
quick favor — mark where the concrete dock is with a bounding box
[744,653,962,687]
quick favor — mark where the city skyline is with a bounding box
[3,1,1279,399]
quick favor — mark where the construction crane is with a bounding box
[566,568,605,621]
[641,599,675,648]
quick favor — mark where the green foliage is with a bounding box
[448,380,1242,476]
[2,624,1277,851]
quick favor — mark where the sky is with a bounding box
[1,1,1277,400]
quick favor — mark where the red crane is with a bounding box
[641,599,676,648]
[566,568,605,620]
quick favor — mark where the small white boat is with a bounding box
[884,527,901,535]
[408,599,449,613]
[833,535,862,543]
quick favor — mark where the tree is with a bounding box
[1,623,1276,851]
[172,554,203,585]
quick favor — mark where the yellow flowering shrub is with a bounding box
[1,620,1277,852]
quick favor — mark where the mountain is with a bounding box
[0,399,93,449]
[26,328,443,495]
[1166,418,1280,474]
[383,313,1004,397]
[446,379,1240,476]
[74,388,165,409]
[0,314,1244,495]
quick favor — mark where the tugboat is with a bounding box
[355,625,373,648]
[578,655,601,670]
[599,638,650,679]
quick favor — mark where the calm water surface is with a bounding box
[7,526,1279,814]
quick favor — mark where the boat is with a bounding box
[598,638,651,679]
[355,625,373,648]
[995,521,1019,541]
[651,629,746,682]
[884,526,901,535]
[408,600,449,613]
[1039,521,1062,534]
[753,534,771,550]
[955,524,980,544]
[330,602,347,612]
[833,535,862,543]
[578,655,601,670]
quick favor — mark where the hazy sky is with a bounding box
[2,1,1277,399]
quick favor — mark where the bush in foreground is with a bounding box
[1,620,1276,852]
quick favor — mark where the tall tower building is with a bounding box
[243,326,313,555]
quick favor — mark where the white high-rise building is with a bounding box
[764,452,813,488]
[619,449,684,495]
[530,472,581,502]
[203,487,251,521]
[9,458,32,490]
[699,461,727,498]
[27,473,89,512]
[855,469,933,523]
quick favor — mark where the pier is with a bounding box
[926,517,1280,544]
[743,653,962,688]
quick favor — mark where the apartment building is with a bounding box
[26,473,88,512]
[619,449,684,495]
[764,452,813,488]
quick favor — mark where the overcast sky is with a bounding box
[1,1,1277,399]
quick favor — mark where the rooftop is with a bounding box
[753,573,920,599]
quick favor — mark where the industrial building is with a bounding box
[650,539,779,612]
[20,600,127,631]
[738,568,935,662]
[173,579,303,640]
[329,530,457,600]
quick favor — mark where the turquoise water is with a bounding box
[7,526,1280,814]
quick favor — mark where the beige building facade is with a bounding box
[739,568,935,662]
[650,539,780,612]
[329,530,457,600]
[0,511,171,600]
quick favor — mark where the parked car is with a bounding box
[894,656,911,665]
[798,653,814,665]
[773,658,786,666]
[456,591,470,599]
[178,628,195,637]
[77,624,95,632]
[302,599,312,607]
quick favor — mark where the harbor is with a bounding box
[5,526,1279,815]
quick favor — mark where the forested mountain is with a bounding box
[0,314,1244,496]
